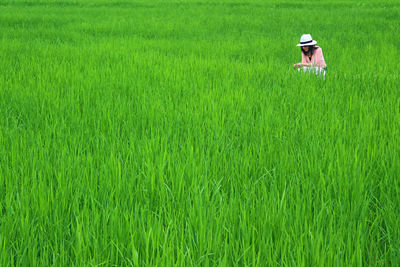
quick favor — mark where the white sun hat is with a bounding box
[296,34,317,47]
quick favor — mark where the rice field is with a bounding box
[0,0,399,265]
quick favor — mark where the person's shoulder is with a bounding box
[314,45,323,53]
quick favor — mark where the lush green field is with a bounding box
[1,0,399,265]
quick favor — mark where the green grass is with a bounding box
[0,0,400,265]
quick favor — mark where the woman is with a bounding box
[293,34,327,69]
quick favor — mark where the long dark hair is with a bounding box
[301,45,315,58]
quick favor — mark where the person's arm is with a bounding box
[314,48,327,68]
[293,51,313,68]
[293,62,313,69]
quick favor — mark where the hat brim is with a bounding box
[296,40,317,47]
